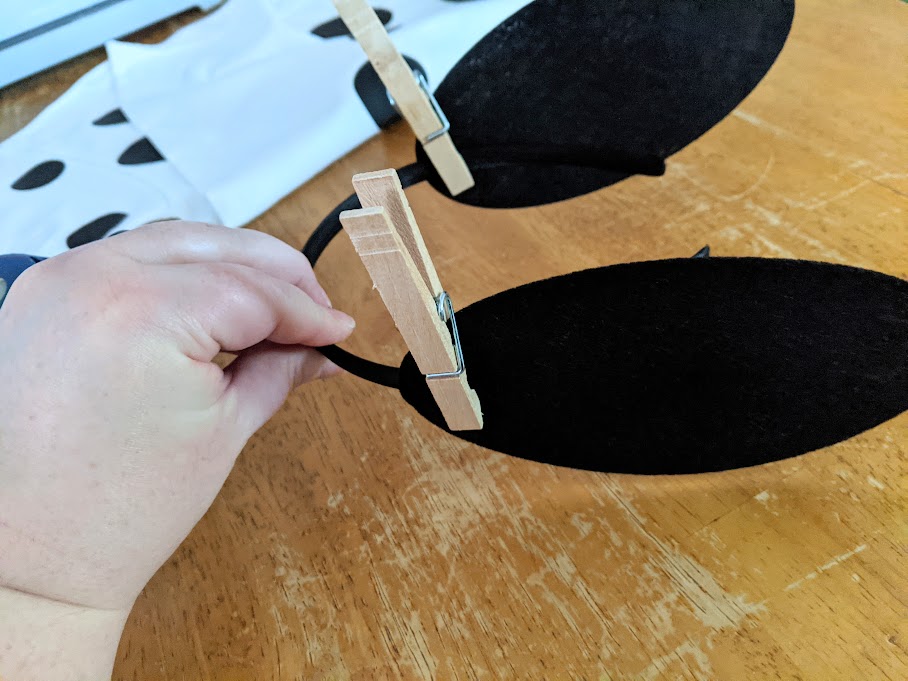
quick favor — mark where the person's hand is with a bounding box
[0,222,354,681]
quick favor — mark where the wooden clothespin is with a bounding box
[333,0,476,196]
[339,169,483,431]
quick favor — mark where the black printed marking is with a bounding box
[11,160,65,190]
[311,9,391,38]
[93,108,128,125]
[117,138,164,165]
[67,213,128,248]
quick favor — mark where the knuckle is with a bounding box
[206,263,254,297]
[204,264,271,314]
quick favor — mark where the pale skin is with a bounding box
[0,222,356,680]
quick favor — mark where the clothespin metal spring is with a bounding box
[426,291,465,380]
[388,71,451,145]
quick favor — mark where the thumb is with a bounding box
[223,342,340,436]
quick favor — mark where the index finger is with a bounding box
[105,221,332,307]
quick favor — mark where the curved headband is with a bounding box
[303,150,665,387]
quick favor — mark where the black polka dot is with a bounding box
[118,138,164,165]
[11,160,65,190]
[93,108,128,125]
[67,213,128,248]
[311,9,391,38]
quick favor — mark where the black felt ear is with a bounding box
[398,258,908,474]
[419,0,795,208]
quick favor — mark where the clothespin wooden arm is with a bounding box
[352,169,443,297]
[340,207,456,374]
[339,171,483,431]
[333,0,476,197]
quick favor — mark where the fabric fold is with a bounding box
[107,0,532,227]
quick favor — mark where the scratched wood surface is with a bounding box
[1,1,906,679]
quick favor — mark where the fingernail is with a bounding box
[332,309,356,331]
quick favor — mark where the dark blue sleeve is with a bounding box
[0,254,44,309]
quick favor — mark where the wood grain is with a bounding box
[341,206,458,375]
[352,170,445,297]
[340,203,482,432]
[1,0,906,678]
[340,197,482,430]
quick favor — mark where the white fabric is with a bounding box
[0,62,219,255]
[108,0,530,227]
[0,0,530,255]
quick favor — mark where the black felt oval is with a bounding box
[67,213,128,248]
[11,160,65,190]
[118,138,164,165]
[399,258,908,474]
[419,0,795,207]
[312,9,391,38]
[93,108,128,125]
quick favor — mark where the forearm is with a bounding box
[0,586,128,681]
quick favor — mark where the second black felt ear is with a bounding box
[398,258,908,474]
[418,0,795,208]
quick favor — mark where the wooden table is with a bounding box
[2,1,905,678]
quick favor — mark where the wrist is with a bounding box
[0,585,129,681]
